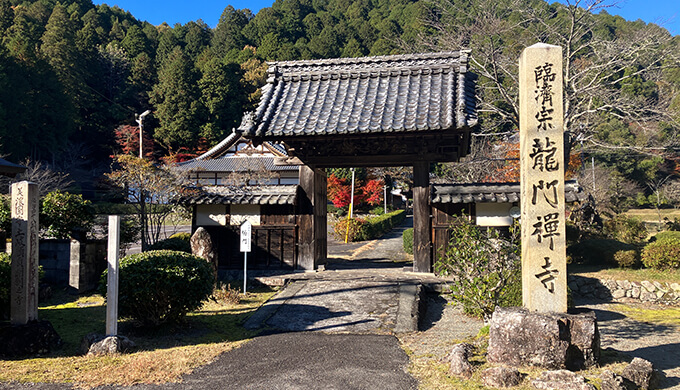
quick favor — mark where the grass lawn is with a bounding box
[569,263,680,284]
[623,208,680,223]
[0,285,277,389]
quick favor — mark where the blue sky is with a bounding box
[94,0,679,36]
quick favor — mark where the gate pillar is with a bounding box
[298,165,327,270]
[413,161,432,273]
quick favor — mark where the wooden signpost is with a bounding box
[240,221,252,293]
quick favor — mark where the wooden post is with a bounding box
[413,161,432,273]
[106,215,120,336]
[519,43,567,313]
[298,165,326,270]
[10,181,39,325]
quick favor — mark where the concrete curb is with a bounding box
[243,281,307,330]
[394,283,424,333]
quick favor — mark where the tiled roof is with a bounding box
[238,51,477,138]
[431,181,585,204]
[177,156,298,173]
[179,185,298,205]
[0,158,26,177]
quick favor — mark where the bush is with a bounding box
[650,230,680,243]
[333,218,368,242]
[567,239,637,265]
[604,215,648,244]
[41,190,94,239]
[148,237,192,253]
[641,238,680,270]
[613,250,640,268]
[369,206,385,215]
[403,228,414,255]
[101,250,214,326]
[434,218,521,321]
[0,195,10,234]
[0,252,10,320]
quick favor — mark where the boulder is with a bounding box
[487,307,600,370]
[481,366,522,388]
[599,370,635,390]
[0,320,62,358]
[622,358,656,390]
[81,333,135,356]
[445,343,474,378]
[531,370,596,390]
[191,227,218,282]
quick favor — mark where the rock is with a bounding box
[599,370,635,390]
[445,343,474,378]
[670,282,680,292]
[622,357,656,390]
[612,289,626,299]
[640,291,656,302]
[640,281,656,293]
[0,320,62,358]
[531,370,596,390]
[191,227,218,282]
[81,333,135,356]
[481,366,522,388]
[487,307,600,370]
[652,281,667,292]
[631,287,641,299]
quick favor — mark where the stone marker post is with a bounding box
[10,181,39,325]
[106,215,120,336]
[519,43,567,313]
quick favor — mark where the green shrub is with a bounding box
[0,195,10,234]
[0,252,10,320]
[435,218,521,321]
[333,218,368,242]
[169,232,191,241]
[650,230,680,243]
[41,190,94,239]
[403,228,414,255]
[613,250,640,268]
[567,239,636,265]
[641,238,680,270]
[369,206,385,215]
[604,215,648,244]
[148,237,191,253]
[101,250,214,326]
[332,210,406,242]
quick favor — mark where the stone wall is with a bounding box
[38,240,72,286]
[569,275,680,305]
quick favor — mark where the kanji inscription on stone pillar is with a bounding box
[519,43,567,313]
[10,181,39,325]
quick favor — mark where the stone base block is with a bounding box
[488,307,600,370]
[80,333,136,356]
[0,320,62,358]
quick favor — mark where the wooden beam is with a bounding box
[297,166,326,270]
[413,161,432,273]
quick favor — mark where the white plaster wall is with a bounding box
[196,204,228,226]
[230,204,261,226]
[476,203,513,226]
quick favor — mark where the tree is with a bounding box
[212,6,252,57]
[0,159,72,197]
[198,58,245,144]
[422,0,680,150]
[150,46,204,153]
[41,190,94,240]
[106,155,188,251]
[114,124,154,158]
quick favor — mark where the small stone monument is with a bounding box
[10,181,40,325]
[0,181,62,358]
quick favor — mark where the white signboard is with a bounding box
[240,221,252,253]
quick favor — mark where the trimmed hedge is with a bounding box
[333,209,406,242]
[101,250,214,326]
[403,228,414,255]
[148,237,192,253]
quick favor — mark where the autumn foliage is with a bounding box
[327,173,383,209]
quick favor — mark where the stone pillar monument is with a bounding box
[10,181,39,325]
[519,43,567,313]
